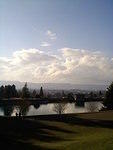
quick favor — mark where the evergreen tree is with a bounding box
[104,82,113,109]
[99,91,102,96]
[21,83,30,98]
[39,86,44,98]
[4,85,12,98]
[0,84,18,99]
[0,85,4,98]
[12,84,18,97]
[32,90,37,98]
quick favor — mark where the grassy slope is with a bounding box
[78,111,113,120]
[0,111,113,150]
[31,120,113,150]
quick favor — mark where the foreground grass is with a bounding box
[0,111,113,150]
[30,120,113,150]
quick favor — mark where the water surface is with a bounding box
[0,101,103,116]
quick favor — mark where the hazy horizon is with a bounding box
[0,80,109,85]
[0,80,108,91]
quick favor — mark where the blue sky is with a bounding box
[0,0,113,57]
[0,0,113,84]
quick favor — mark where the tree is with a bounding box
[1,105,14,116]
[21,83,30,98]
[0,84,18,99]
[18,100,30,116]
[62,90,66,97]
[89,91,93,98]
[17,90,22,98]
[4,85,12,98]
[53,102,67,114]
[86,102,98,112]
[12,84,18,97]
[39,86,44,98]
[99,91,102,96]
[104,82,113,109]
[32,90,37,98]
[0,86,4,98]
[68,93,75,102]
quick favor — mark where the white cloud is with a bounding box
[0,48,113,84]
[46,30,57,40]
[40,42,51,47]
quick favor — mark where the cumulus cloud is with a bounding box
[0,48,113,84]
[46,30,57,40]
[40,42,51,47]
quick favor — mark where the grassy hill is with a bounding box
[0,111,113,150]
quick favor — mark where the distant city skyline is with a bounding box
[0,0,113,84]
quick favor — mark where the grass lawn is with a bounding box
[0,111,113,150]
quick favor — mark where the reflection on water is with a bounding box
[0,105,14,116]
[33,103,40,109]
[0,101,103,116]
[85,101,103,112]
[53,103,67,114]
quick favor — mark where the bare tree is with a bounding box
[15,100,30,116]
[53,102,67,114]
[86,102,98,112]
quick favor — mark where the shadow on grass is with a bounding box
[33,114,113,129]
[0,117,76,150]
[0,136,47,150]
[1,113,113,150]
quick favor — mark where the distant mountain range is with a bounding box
[0,81,108,91]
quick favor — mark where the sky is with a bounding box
[0,0,113,84]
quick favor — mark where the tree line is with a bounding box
[0,81,113,111]
[0,83,44,99]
